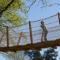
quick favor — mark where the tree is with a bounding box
[43,48,58,60]
[32,50,42,60]
[24,50,43,60]
[0,0,28,27]
[0,0,41,46]
[0,0,28,44]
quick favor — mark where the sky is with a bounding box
[0,0,60,60]
[27,0,60,21]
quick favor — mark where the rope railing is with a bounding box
[31,20,58,29]
[8,15,58,33]
[31,13,58,23]
[8,25,60,43]
[0,13,58,28]
[0,12,60,46]
[0,13,58,29]
[9,26,60,37]
[47,34,60,40]
[31,28,60,36]
[10,20,59,34]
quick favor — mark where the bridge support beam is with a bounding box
[0,39,60,52]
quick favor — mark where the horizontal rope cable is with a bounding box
[31,13,58,23]
[40,3,60,8]
[31,20,58,29]
[9,28,60,39]
[9,25,60,37]
[0,13,58,28]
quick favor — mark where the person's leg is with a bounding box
[44,32,48,42]
[41,32,44,42]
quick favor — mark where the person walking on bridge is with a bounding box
[41,20,48,42]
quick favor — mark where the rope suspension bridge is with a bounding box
[0,13,60,52]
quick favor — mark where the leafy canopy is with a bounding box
[0,0,28,27]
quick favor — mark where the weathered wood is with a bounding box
[0,39,60,52]
[29,21,33,44]
[6,26,9,47]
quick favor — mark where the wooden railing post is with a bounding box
[6,26,9,47]
[29,21,33,44]
[58,12,60,24]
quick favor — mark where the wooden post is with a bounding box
[6,26,9,47]
[29,21,33,44]
[58,12,60,24]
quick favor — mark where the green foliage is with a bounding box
[0,0,28,27]
[0,0,29,45]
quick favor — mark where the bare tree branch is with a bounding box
[26,0,37,13]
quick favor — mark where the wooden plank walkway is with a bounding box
[0,38,60,52]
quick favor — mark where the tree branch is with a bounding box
[0,0,14,17]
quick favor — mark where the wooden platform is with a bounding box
[0,39,60,52]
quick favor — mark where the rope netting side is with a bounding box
[0,13,60,46]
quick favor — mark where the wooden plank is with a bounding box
[0,39,60,52]
[6,26,9,47]
[29,21,33,44]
